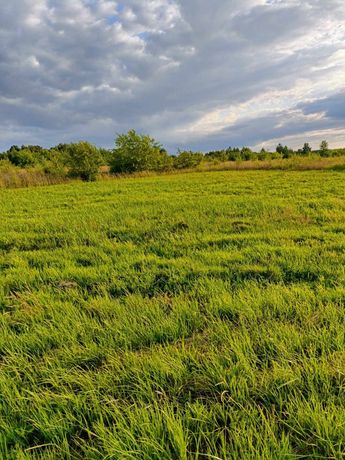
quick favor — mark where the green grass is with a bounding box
[0,170,344,459]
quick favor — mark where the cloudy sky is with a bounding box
[1,0,344,152]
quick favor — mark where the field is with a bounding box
[1,155,345,190]
[0,170,344,459]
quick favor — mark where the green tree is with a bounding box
[174,150,204,169]
[7,148,36,167]
[320,140,329,156]
[40,149,67,177]
[227,148,241,161]
[241,147,256,160]
[283,146,293,159]
[66,141,102,181]
[110,130,170,173]
[302,142,312,156]
[276,143,284,155]
[258,148,268,161]
[204,150,228,162]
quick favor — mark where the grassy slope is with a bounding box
[0,170,344,459]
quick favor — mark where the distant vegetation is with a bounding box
[1,131,345,188]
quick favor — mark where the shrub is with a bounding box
[319,140,330,157]
[271,151,282,159]
[110,130,170,173]
[241,147,256,161]
[66,141,102,181]
[173,150,204,169]
[205,150,228,162]
[228,149,242,161]
[282,148,294,159]
[258,148,268,161]
[301,143,312,156]
[276,144,293,159]
[7,148,36,167]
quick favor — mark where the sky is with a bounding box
[0,0,345,153]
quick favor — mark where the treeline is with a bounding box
[1,131,345,186]
[205,141,345,162]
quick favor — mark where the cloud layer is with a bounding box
[1,0,344,151]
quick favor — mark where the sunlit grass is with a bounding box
[0,170,344,459]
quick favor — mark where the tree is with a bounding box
[99,148,113,164]
[302,142,312,156]
[283,146,293,159]
[320,140,329,156]
[276,143,284,154]
[205,150,228,162]
[227,148,241,161]
[258,148,268,160]
[7,148,36,167]
[174,150,203,169]
[241,147,255,160]
[66,141,102,181]
[110,130,170,173]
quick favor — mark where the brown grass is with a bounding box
[1,155,344,189]
[196,156,345,172]
[0,166,69,189]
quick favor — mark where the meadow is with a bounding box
[0,170,344,459]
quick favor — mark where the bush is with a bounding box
[301,143,312,156]
[205,150,228,162]
[276,144,293,159]
[66,141,102,181]
[241,147,256,161]
[319,140,329,157]
[258,149,268,161]
[173,150,204,169]
[110,130,170,173]
[282,148,294,159]
[99,148,113,165]
[271,151,282,160]
[228,149,242,161]
[7,148,36,167]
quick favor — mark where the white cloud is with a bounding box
[0,0,345,151]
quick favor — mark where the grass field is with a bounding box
[0,170,344,459]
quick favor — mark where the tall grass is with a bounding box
[0,163,68,188]
[1,155,345,189]
[196,155,345,172]
[0,170,344,458]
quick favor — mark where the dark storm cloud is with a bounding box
[0,0,344,151]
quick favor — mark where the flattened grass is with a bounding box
[0,170,344,459]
